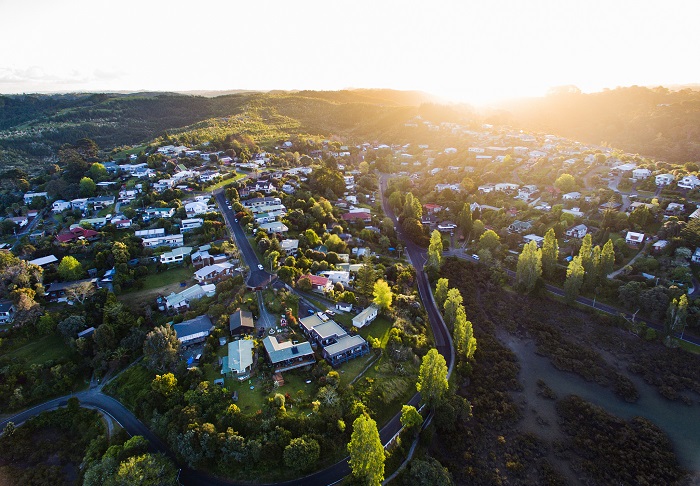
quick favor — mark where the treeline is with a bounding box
[499,85,700,163]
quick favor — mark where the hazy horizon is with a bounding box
[1,0,699,105]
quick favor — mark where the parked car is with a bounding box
[472,254,480,261]
[257,264,264,270]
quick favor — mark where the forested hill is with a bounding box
[0,89,447,172]
[493,86,700,163]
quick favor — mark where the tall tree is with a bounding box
[515,240,542,293]
[478,230,500,252]
[443,288,463,329]
[403,192,422,221]
[347,414,385,486]
[284,437,320,472]
[457,203,473,238]
[434,278,449,309]
[600,239,615,278]
[417,349,449,409]
[554,173,576,193]
[587,245,602,288]
[79,177,97,197]
[427,230,443,271]
[453,305,477,360]
[564,256,585,303]
[665,294,688,338]
[372,279,393,311]
[578,233,593,276]
[58,255,83,281]
[541,228,559,278]
[356,254,376,297]
[143,325,180,372]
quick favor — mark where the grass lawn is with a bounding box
[111,145,147,160]
[103,364,154,412]
[358,316,393,346]
[97,204,115,217]
[4,334,75,365]
[676,338,700,355]
[205,172,246,192]
[129,266,193,292]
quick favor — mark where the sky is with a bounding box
[1,0,699,105]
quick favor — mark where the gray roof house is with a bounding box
[173,315,214,346]
[229,309,255,335]
[262,336,315,372]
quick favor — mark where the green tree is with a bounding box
[79,176,97,197]
[587,245,602,288]
[152,373,178,397]
[58,255,83,281]
[356,254,376,296]
[400,405,423,431]
[406,457,453,486]
[113,453,178,486]
[434,278,449,308]
[541,228,559,278]
[143,325,180,372]
[578,233,593,275]
[665,294,688,338]
[417,349,449,409]
[372,279,393,311]
[564,256,585,303]
[284,437,320,472]
[403,192,422,220]
[453,305,477,361]
[88,163,108,182]
[515,240,542,293]
[427,230,443,271]
[554,173,576,193]
[600,239,615,278]
[347,414,385,486]
[443,288,463,329]
[297,275,313,292]
[478,230,500,252]
[457,203,473,238]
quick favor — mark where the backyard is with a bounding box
[118,265,194,310]
[4,334,76,366]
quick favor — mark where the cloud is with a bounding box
[0,66,125,93]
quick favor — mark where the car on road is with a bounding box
[257,264,264,270]
[472,254,480,260]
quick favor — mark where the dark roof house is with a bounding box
[229,309,255,335]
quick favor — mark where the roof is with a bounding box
[0,302,14,313]
[625,231,645,242]
[226,339,254,374]
[301,274,330,287]
[341,211,371,221]
[173,315,213,342]
[311,320,347,340]
[263,336,314,364]
[195,262,234,279]
[165,285,205,307]
[162,247,193,259]
[229,309,255,332]
[353,305,378,323]
[299,314,325,332]
[46,278,98,293]
[28,255,58,266]
[323,335,367,357]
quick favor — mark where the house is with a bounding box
[341,211,372,223]
[336,302,353,312]
[259,221,288,234]
[0,302,15,323]
[598,201,622,213]
[300,274,332,293]
[194,262,235,283]
[254,180,275,193]
[678,175,700,190]
[45,278,99,302]
[625,231,645,247]
[632,168,652,179]
[143,207,176,220]
[299,315,370,366]
[423,204,443,214]
[8,216,29,228]
[198,171,221,182]
[141,233,184,248]
[180,218,204,232]
[565,224,588,239]
[229,309,255,336]
[28,255,58,267]
[280,239,299,255]
[118,188,141,203]
[495,182,519,193]
[665,203,684,216]
[242,197,281,209]
[157,284,215,311]
[52,200,71,213]
[23,192,48,204]
[656,173,675,186]
[173,315,214,346]
[111,218,132,229]
[221,339,255,380]
[478,184,495,193]
[263,336,316,372]
[318,270,351,287]
[185,201,208,217]
[523,234,544,247]
[191,249,227,269]
[435,183,461,193]
[562,191,581,200]
[437,221,457,232]
[690,208,700,220]
[352,305,379,328]
[692,248,700,264]
[159,246,193,264]
[508,220,533,233]
[627,202,655,214]
[56,227,99,243]
[71,198,89,211]
[652,240,669,253]
[323,335,370,366]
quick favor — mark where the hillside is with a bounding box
[0,89,448,172]
[494,86,700,163]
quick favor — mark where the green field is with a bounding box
[4,334,75,365]
[205,172,247,192]
[130,266,193,292]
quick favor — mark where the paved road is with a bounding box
[213,190,274,289]
[378,174,455,375]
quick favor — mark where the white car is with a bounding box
[258,264,264,270]
[471,254,480,261]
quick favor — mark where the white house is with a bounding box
[318,271,351,287]
[194,262,235,283]
[435,183,461,192]
[562,191,581,200]
[259,221,288,234]
[692,248,700,264]
[23,192,48,205]
[160,246,193,264]
[181,218,204,232]
[352,305,379,328]
[185,201,208,217]
[143,207,176,220]
[158,283,215,311]
[678,175,700,190]
[280,239,299,255]
[0,302,15,323]
[52,200,71,213]
[495,183,519,192]
[523,234,544,247]
[656,173,675,186]
[141,233,184,248]
[565,224,588,239]
[625,231,645,247]
[632,168,652,179]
